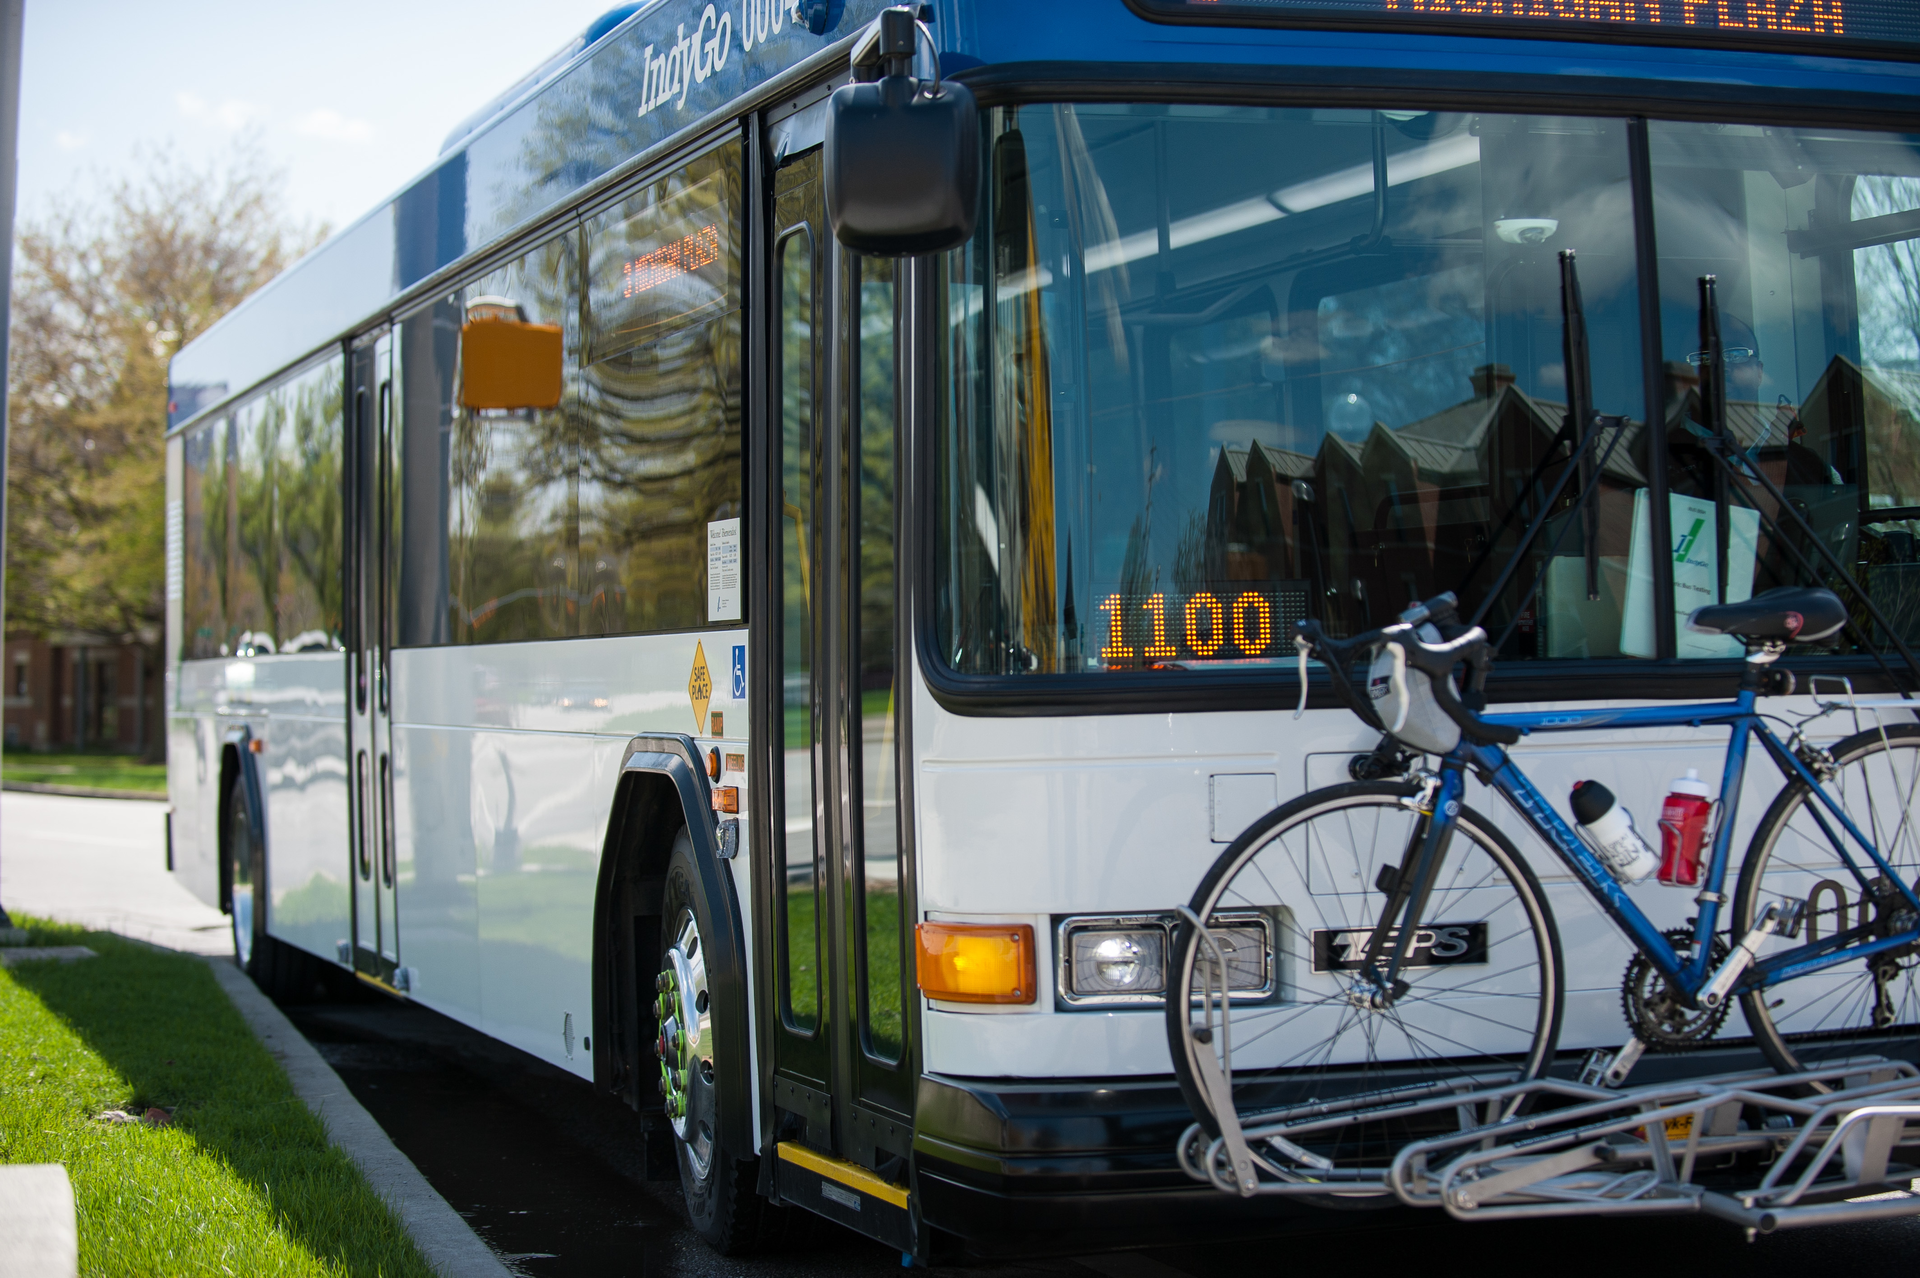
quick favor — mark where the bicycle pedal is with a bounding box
[1777,897,1807,940]
[1577,1037,1647,1089]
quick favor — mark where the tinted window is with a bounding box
[396,300,460,648]
[180,357,344,659]
[231,397,275,653]
[1650,122,1920,657]
[775,154,820,1034]
[445,235,580,643]
[273,361,346,651]
[580,140,744,635]
[181,417,229,659]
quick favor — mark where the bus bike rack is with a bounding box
[1178,1058,1920,1233]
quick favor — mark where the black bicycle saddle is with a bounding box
[1687,585,1847,643]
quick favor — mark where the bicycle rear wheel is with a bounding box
[1166,781,1562,1174]
[1737,722,1920,1084]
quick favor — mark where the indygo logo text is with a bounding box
[639,0,808,118]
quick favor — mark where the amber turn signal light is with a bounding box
[712,786,739,814]
[915,921,1035,1004]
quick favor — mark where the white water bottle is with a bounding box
[1570,779,1658,883]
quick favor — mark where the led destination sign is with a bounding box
[1131,0,1917,54]
[1095,585,1308,670]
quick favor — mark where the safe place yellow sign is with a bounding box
[689,642,712,734]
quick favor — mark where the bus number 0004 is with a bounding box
[1098,591,1277,664]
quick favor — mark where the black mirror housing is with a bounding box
[825,73,979,257]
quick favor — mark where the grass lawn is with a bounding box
[0,918,431,1277]
[2,751,167,794]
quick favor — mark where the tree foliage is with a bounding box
[6,144,323,643]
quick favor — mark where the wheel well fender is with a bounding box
[216,726,265,916]
[592,733,750,1154]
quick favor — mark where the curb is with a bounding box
[2,780,165,802]
[203,958,516,1278]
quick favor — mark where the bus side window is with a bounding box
[777,200,821,1034]
[579,142,744,637]
[443,235,579,644]
[182,416,230,660]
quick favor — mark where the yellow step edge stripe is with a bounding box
[775,1141,911,1211]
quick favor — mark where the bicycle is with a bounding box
[1166,586,1920,1187]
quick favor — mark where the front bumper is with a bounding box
[911,1072,1378,1253]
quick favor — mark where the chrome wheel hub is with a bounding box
[656,911,716,1180]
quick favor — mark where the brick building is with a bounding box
[2,634,161,755]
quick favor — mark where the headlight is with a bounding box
[1069,927,1166,997]
[1056,912,1272,1007]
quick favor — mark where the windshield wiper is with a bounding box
[1692,273,1920,695]
[1469,249,1615,630]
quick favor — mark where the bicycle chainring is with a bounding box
[1621,929,1731,1051]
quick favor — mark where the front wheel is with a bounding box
[658,828,768,1253]
[1737,723,1920,1085]
[1166,781,1563,1172]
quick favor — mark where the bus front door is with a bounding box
[765,128,916,1237]
[347,331,400,987]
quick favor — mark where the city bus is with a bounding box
[165,0,1920,1258]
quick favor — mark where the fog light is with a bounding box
[1204,923,1270,993]
[1057,912,1272,1007]
[1069,928,1166,997]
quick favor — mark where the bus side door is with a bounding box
[763,118,917,1232]
[347,330,400,986]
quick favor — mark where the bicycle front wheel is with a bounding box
[1166,781,1563,1170]
[1737,722,1920,1083]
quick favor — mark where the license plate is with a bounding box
[1310,922,1489,973]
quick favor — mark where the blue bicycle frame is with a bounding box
[1402,690,1920,1001]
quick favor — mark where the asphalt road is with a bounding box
[10,792,1920,1275]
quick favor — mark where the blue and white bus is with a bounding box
[167,0,1920,1258]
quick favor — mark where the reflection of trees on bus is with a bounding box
[438,145,744,644]
[580,151,742,637]
[181,358,343,657]
[448,237,578,643]
[276,374,345,647]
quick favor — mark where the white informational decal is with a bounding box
[708,517,743,622]
[1621,489,1759,659]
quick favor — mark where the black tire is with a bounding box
[659,828,773,1253]
[224,771,320,1003]
[1736,722,1920,1086]
[1167,781,1562,1176]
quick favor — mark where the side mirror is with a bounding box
[460,316,563,411]
[824,7,977,257]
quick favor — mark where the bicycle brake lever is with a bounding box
[1294,635,1311,719]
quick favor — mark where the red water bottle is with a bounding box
[1657,768,1713,887]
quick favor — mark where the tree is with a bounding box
[6,142,322,754]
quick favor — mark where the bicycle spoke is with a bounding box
[1740,727,1920,1086]
[1174,789,1557,1159]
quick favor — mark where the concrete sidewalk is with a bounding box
[0,792,232,955]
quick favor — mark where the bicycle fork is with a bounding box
[1356,766,1464,1008]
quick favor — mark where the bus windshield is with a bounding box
[935,105,1920,677]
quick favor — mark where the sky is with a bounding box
[18,1,627,236]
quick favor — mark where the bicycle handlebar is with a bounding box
[1293,593,1522,748]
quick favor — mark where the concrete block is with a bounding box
[0,1164,78,1278]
